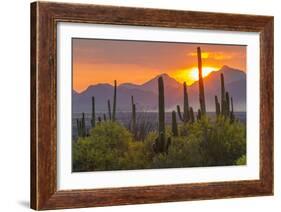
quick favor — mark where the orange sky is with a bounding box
[73,39,246,92]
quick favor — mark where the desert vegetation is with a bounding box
[73,47,246,172]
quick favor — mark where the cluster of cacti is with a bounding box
[176,82,189,123]
[215,73,235,122]
[76,45,238,154]
[152,77,171,153]
[77,112,87,137]
[176,81,196,125]
[76,80,118,139]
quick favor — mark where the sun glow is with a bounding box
[189,66,218,81]
[173,66,219,85]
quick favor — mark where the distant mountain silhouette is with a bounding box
[72,66,246,113]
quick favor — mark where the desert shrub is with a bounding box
[73,121,133,171]
[133,114,155,141]
[73,116,246,171]
[151,116,246,168]
[120,141,149,170]
[188,116,246,166]
[151,136,203,168]
[236,154,246,165]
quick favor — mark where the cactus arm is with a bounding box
[176,105,184,121]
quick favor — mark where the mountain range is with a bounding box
[72,65,246,113]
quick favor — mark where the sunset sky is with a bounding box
[73,38,246,92]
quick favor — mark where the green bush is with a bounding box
[236,155,246,165]
[152,117,246,168]
[151,136,203,168]
[73,121,133,171]
[187,116,246,166]
[73,117,246,171]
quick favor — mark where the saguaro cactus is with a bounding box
[225,92,230,117]
[112,80,117,121]
[189,107,195,123]
[215,95,220,116]
[158,77,165,149]
[77,113,87,137]
[131,96,136,133]
[220,73,226,116]
[152,77,171,154]
[197,109,202,121]
[172,111,178,136]
[76,119,81,137]
[91,96,96,128]
[177,82,190,123]
[230,97,235,122]
[215,72,236,121]
[197,47,206,115]
[81,112,86,137]
[107,100,112,120]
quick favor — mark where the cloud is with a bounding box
[188,52,233,60]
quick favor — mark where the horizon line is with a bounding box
[73,64,245,94]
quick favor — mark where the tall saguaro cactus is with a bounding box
[177,82,190,123]
[112,80,117,121]
[131,96,136,133]
[220,73,226,116]
[225,92,230,117]
[172,111,178,136]
[152,77,171,154]
[197,47,206,115]
[158,77,165,148]
[91,96,96,128]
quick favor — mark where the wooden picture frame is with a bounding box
[31,1,274,210]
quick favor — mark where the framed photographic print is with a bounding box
[30,1,274,210]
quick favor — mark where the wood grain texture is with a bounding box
[30,1,274,210]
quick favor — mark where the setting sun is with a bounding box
[189,66,219,81]
[172,66,219,85]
